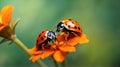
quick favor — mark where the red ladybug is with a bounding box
[36,30,56,50]
[56,19,82,35]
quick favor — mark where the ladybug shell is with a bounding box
[36,30,49,48]
[62,19,82,34]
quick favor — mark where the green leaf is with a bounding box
[11,18,21,34]
[0,38,8,44]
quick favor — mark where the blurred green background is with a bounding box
[0,0,120,67]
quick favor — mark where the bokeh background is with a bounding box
[0,0,120,67]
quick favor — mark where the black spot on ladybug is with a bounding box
[78,27,80,30]
[41,31,44,33]
[38,34,41,37]
[41,37,44,40]
[37,40,39,44]
[43,36,45,38]
[68,25,71,28]
[68,19,72,20]
[74,26,77,29]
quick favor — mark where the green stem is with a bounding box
[12,35,47,67]
[61,61,66,67]
[52,58,59,67]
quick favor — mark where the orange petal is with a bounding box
[57,32,67,42]
[28,47,43,55]
[29,55,40,62]
[78,34,89,44]
[29,54,45,62]
[28,46,37,54]
[53,51,66,62]
[68,34,89,46]
[1,5,14,25]
[40,50,54,59]
[0,25,6,31]
[59,46,76,52]
[29,50,54,62]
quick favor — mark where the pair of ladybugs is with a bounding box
[36,19,82,49]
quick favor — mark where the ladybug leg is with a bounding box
[74,33,79,36]
[51,40,55,44]
[41,46,45,54]
[41,43,45,54]
[72,32,81,37]
[48,39,52,44]
[65,32,69,41]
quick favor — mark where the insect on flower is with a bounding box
[29,19,89,62]
[36,30,56,50]
[53,19,89,62]
[56,19,82,35]
[29,30,56,62]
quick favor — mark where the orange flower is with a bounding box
[52,32,89,62]
[0,5,17,41]
[0,5,13,31]
[53,50,66,62]
[56,32,89,46]
[29,44,54,62]
[29,43,71,62]
[29,32,89,62]
[0,5,20,43]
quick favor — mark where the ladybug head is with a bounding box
[56,22,64,32]
[47,31,56,41]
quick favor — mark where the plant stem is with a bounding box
[12,35,47,67]
[52,58,58,67]
[61,61,66,67]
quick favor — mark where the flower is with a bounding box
[0,5,20,44]
[52,32,89,62]
[53,50,66,62]
[29,32,89,62]
[29,44,54,62]
[0,5,13,31]
[0,5,14,40]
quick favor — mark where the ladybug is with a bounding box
[36,30,56,50]
[56,19,82,35]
